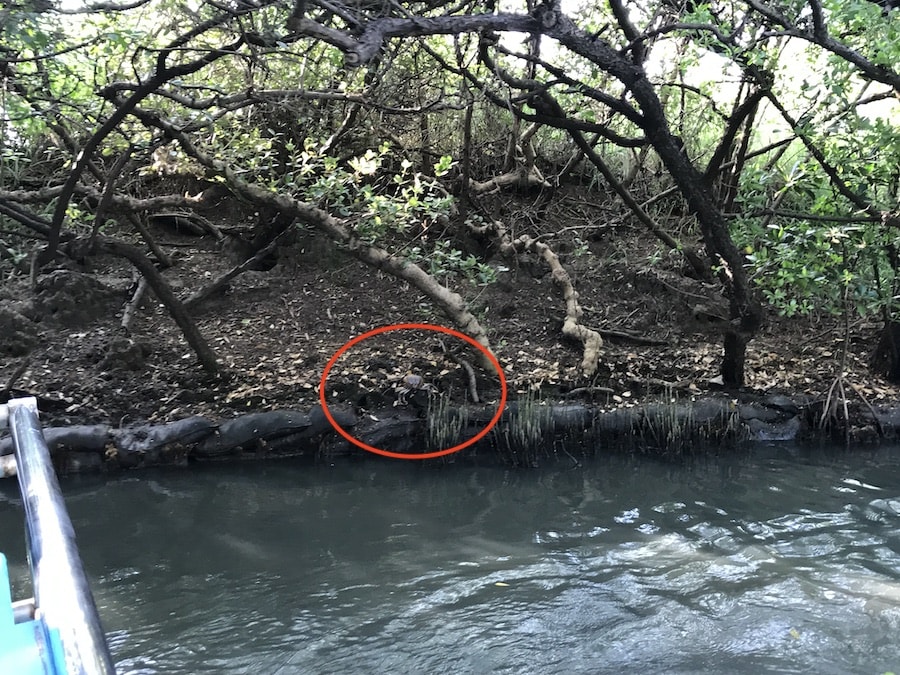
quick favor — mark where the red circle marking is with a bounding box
[319,323,507,459]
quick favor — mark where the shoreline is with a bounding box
[2,393,895,475]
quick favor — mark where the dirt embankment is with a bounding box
[1,187,898,466]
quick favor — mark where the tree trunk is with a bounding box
[722,331,749,389]
[97,236,220,373]
[539,10,763,386]
[870,320,900,383]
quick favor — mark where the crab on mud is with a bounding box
[392,374,438,406]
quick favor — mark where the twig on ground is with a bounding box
[183,233,284,309]
[439,339,480,403]
[563,386,615,398]
[597,328,667,346]
[122,273,148,333]
[3,358,31,397]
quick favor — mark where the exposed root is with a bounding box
[468,122,552,195]
[121,273,148,332]
[848,381,884,438]
[480,219,602,376]
[439,339,479,403]
[819,375,884,443]
[817,286,884,443]
[468,167,552,194]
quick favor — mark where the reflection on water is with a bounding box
[3,446,900,673]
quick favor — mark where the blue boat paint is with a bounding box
[2,398,116,675]
[0,553,67,674]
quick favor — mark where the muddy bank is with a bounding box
[2,393,896,476]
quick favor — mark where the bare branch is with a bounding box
[91,146,134,244]
[746,0,900,91]
[41,36,243,267]
[0,38,101,62]
[742,209,881,223]
[288,13,540,66]
[765,91,876,215]
[55,0,153,13]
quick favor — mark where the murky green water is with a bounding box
[3,446,900,674]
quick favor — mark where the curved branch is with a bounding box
[131,105,498,366]
[0,200,52,236]
[476,36,646,146]
[56,0,153,12]
[0,38,101,62]
[488,39,646,127]
[1,184,207,212]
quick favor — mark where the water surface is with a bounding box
[3,446,900,673]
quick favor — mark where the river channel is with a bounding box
[3,445,900,673]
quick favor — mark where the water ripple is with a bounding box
[11,452,900,673]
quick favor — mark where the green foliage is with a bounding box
[410,244,488,287]
[276,140,454,242]
[823,0,900,68]
[742,221,865,317]
[410,240,497,287]
[736,152,900,319]
[711,1,900,321]
[248,138,493,285]
[572,237,589,258]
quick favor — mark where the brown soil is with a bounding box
[2,186,897,430]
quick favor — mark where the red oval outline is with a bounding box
[319,323,507,459]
